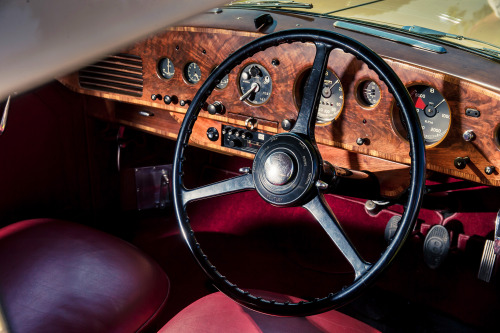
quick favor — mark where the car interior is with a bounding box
[0,1,499,332]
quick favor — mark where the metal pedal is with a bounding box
[478,209,500,282]
[423,225,450,269]
[478,240,497,282]
[384,215,401,243]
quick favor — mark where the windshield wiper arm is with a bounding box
[402,25,500,51]
[227,1,313,9]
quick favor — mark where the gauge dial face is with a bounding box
[158,58,175,80]
[409,85,451,145]
[358,80,381,107]
[239,64,272,105]
[296,69,344,124]
[216,74,229,90]
[184,62,202,84]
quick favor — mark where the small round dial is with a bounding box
[239,64,272,105]
[217,74,229,89]
[358,80,381,107]
[184,62,202,84]
[158,58,175,80]
[296,69,344,124]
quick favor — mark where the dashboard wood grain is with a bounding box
[59,26,500,191]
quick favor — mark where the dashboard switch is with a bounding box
[485,166,496,175]
[163,95,172,104]
[206,127,219,142]
[180,99,191,107]
[462,130,475,142]
[207,101,224,115]
[454,156,470,169]
[151,94,162,101]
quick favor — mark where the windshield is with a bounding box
[229,0,500,55]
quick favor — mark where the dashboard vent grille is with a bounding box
[78,54,143,97]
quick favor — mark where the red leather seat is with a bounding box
[0,219,169,333]
[159,291,380,333]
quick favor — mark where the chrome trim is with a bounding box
[333,21,447,54]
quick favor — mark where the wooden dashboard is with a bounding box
[59,22,500,197]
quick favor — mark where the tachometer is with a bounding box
[409,85,451,146]
[392,84,451,147]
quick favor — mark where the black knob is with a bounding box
[163,95,172,104]
[151,94,162,101]
[281,119,294,131]
[249,66,262,77]
[485,166,496,175]
[207,101,224,115]
[356,137,367,146]
[454,156,470,169]
[241,131,252,140]
[228,139,241,148]
[180,99,191,106]
[206,127,219,142]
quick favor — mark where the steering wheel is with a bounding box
[172,29,425,316]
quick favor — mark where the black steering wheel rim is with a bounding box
[172,28,426,316]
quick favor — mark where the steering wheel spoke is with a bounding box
[303,194,371,280]
[181,173,255,206]
[291,42,333,139]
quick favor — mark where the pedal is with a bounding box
[478,209,500,282]
[384,215,401,243]
[478,240,497,282]
[423,225,450,269]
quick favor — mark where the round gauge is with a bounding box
[184,62,202,84]
[239,64,272,105]
[210,68,229,90]
[157,58,175,80]
[295,68,344,124]
[409,85,451,146]
[358,80,381,107]
[393,85,451,146]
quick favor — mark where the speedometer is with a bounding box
[295,68,344,124]
[409,85,451,146]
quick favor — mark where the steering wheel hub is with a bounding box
[264,152,294,186]
[252,133,319,207]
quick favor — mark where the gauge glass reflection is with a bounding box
[184,62,202,84]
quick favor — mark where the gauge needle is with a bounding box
[329,79,339,92]
[434,99,445,109]
[194,73,199,79]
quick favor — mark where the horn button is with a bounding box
[252,133,319,207]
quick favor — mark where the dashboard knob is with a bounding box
[281,119,294,131]
[180,99,191,106]
[228,139,241,147]
[356,137,367,145]
[151,94,162,101]
[249,65,262,77]
[454,156,470,169]
[241,131,252,139]
[163,95,172,104]
[485,166,496,175]
[207,101,224,115]
[462,130,475,142]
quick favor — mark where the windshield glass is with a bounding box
[229,0,500,54]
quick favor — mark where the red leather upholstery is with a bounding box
[0,219,169,333]
[159,291,380,333]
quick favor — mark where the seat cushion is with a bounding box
[0,219,169,333]
[159,291,379,333]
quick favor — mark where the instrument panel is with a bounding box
[59,27,500,193]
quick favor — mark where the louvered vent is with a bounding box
[79,54,143,97]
